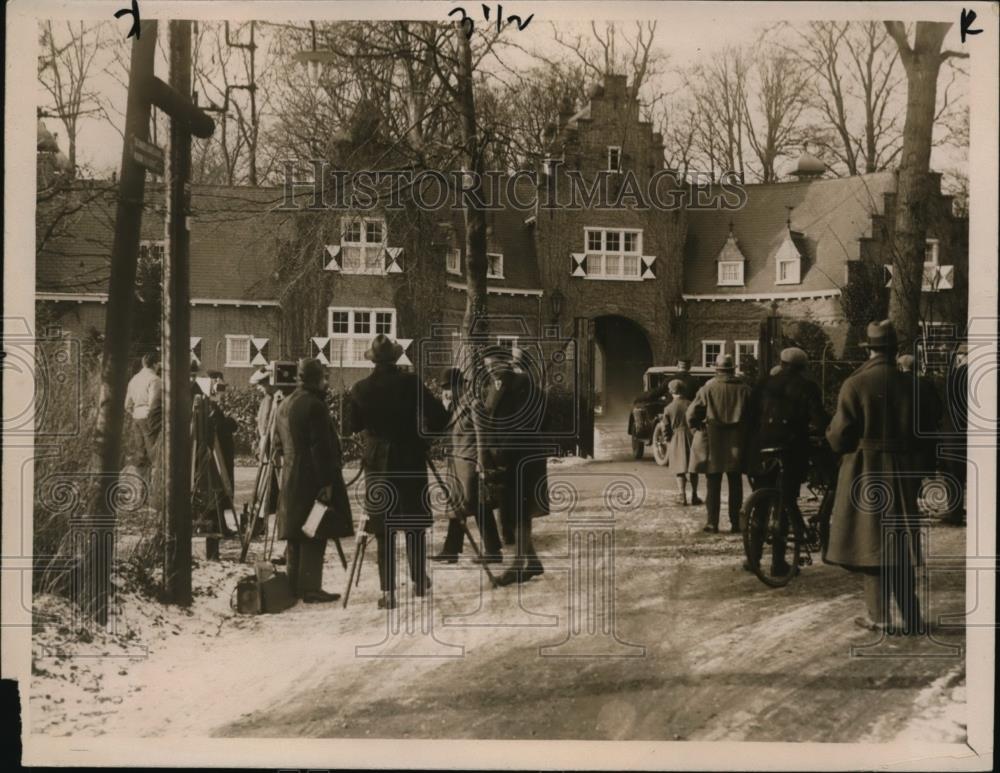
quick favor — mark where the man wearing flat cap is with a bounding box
[273,357,352,603]
[825,321,923,634]
[745,347,829,574]
[344,335,449,609]
[687,352,751,533]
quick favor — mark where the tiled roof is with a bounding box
[36,181,291,300]
[684,171,896,295]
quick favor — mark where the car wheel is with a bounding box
[631,436,644,459]
[652,422,669,466]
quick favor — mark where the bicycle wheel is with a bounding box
[742,488,799,588]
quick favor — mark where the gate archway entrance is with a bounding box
[593,315,654,422]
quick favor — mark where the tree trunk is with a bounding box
[884,21,950,348]
[454,30,488,340]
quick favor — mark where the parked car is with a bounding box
[628,365,714,462]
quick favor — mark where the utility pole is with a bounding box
[86,19,213,620]
[88,20,158,626]
[162,19,197,605]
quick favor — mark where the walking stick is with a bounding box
[342,521,370,609]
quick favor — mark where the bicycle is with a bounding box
[741,440,835,588]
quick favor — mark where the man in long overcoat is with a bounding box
[825,321,923,633]
[480,347,550,586]
[274,358,352,603]
[433,367,504,564]
[344,335,449,609]
[687,353,751,533]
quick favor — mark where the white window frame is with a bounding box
[922,237,942,292]
[607,145,622,171]
[776,257,801,285]
[340,216,387,275]
[487,252,504,279]
[923,238,940,268]
[717,260,745,286]
[327,307,398,367]
[735,340,759,373]
[583,227,644,281]
[139,240,165,262]
[702,340,725,369]
[225,334,252,367]
[446,248,461,275]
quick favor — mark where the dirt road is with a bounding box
[31,449,966,742]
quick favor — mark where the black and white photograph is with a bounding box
[2,1,996,769]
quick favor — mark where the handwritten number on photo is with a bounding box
[114,0,141,40]
[960,9,982,43]
[449,5,534,37]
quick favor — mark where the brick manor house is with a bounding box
[37,73,967,419]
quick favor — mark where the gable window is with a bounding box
[702,340,724,369]
[774,230,802,285]
[776,258,800,284]
[225,335,252,367]
[446,248,461,275]
[607,146,622,171]
[718,261,744,286]
[139,240,165,262]
[583,228,643,280]
[327,307,397,367]
[340,216,386,274]
[735,340,759,373]
[487,253,504,279]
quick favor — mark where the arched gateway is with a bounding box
[593,314,654,421]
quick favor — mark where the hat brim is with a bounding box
[365,344,404,363]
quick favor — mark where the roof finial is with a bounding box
[785,205,793,229]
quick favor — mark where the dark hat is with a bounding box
[714,353,735,372]
[780,347,808,366]
[365,334,404,364]
[861,320,898,350]
[296,357,325,384]
[206,369,224,380]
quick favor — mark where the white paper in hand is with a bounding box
[302,500,327,538]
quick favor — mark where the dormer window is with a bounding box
[774,229,802,285]
[340,216,386,274]
[715,228,746,286]
[607,146,621,171]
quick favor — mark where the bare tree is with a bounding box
[685,46,750,181]
[883,21,968,346]
[741,46,810,182]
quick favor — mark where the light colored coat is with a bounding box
[687,375,751,474]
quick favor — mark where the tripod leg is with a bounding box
[356,534,368,587]
[458,518,499,588]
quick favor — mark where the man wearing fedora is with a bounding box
[273,358,352,604]
[825,320,923,634]
[344,335,449,609]
[744,347,829,574]
[687,352,751,533]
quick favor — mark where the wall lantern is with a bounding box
[549,288,565,319]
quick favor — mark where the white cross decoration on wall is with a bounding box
[311,336,331,365]
[190,337,202,366]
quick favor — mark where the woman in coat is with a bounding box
[825,321,923,633]
[661,379,700,505]
[274,358,353,603]
[687,353,751,533]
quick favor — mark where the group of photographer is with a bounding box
[266,335,550,610]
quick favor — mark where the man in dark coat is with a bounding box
[687,353,751,533]
[273,358,352,603]
[433,366,503,564]
[826,321,923,634]
[344,335,449,609]
[744,347,830,573]
[480,347,550,586]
